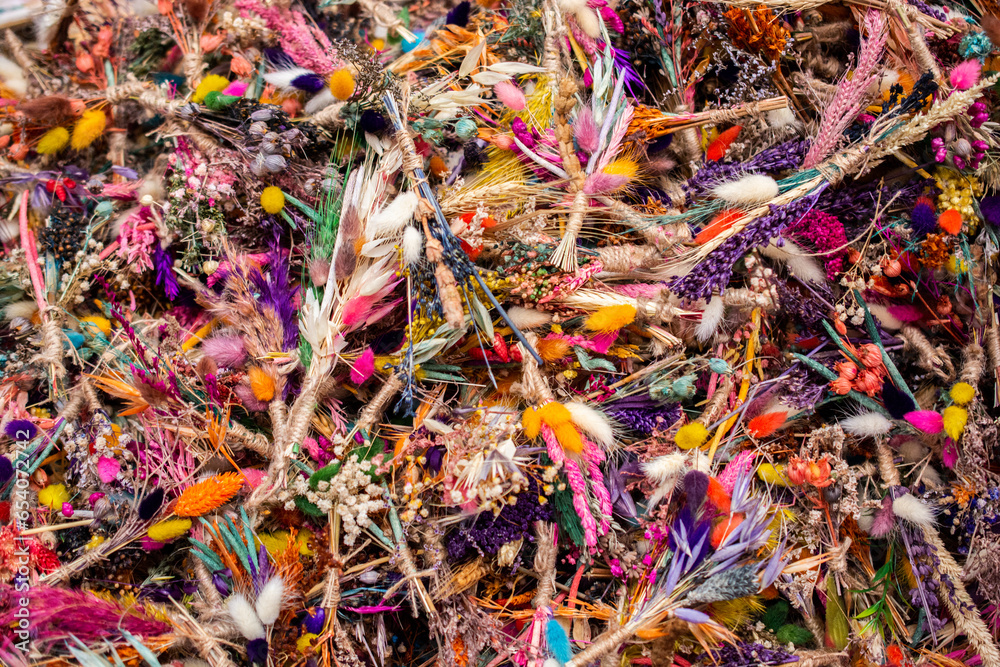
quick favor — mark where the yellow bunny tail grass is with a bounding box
[37,127,69,155]
[71,109,106,150]
[174,473,245,517]
[329,69,356,101]
[192,74,229,104]
[950,382,976,405]
[249,366,276,402]
[675,422,709,450]
[260,186,285,214]
[148,518,192,543]
[522,406,541,439]
[38,483,69,510]
[756,463,790,487]
[538,401,572,427]
[942,405,968,440]
[584,304,637,334]
[553,422,584,454]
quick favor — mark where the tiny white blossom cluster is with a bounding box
[283,454,385,546]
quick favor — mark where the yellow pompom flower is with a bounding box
[585,304,637,334]
[38,483,70,510]
[259,530,294,556]
[192,75,229,104]
[950,382,976,406]
[36,127,69,155]
[148,518,192,543]
[675,422,709,450]
[328,69,356,100]
[260,186,285,214]
[942,405,968,441]
[71,109,106,150]
[756,463,790,487]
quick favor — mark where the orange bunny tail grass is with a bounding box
[174,472,245,517]
[747,411,788,438]
[522,406,541,439]
[553,422,584,453]
[536,337,572,363]
[695,209,742,245]
[585,304,637,334]
[706,125,742,161]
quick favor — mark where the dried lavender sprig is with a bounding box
[669,189,822,301]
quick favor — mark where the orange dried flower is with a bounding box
[174,473,245,517]
[723,6,790,62]
[920,233,951,269]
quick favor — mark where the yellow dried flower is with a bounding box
[328,69,356,101]
[260,186,285,214]
[174,473,245,517]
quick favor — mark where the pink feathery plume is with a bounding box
[586,456,613,534]
[801,9,888,169]
[565,459,599,546]
[595,105,635,174]
[950,60,981,90]
[234,0,342,74]
[202,335,247,368]
[905,410,944,433]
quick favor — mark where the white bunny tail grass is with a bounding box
[695,294,725,343]
[867,303,904,330]
[0,54,26,97]
[254,575,285,625]
[641,452,688,487]
[227,593,266,640]
[506,306,553,330]
[761,239,825,284]
[368,190,419,239]
[767,107,801,130]
[402,226,424,266]
[711,174,779,206]
[839,412,893,437]
[566,402,615,448]
[898,439,927,463]
[892,493,936,528]
[3,300,38,321]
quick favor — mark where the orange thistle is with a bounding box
[174,472,245,517]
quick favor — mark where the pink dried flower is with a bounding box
[950,60,981,90]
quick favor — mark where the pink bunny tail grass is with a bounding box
[904,410,944,433]
[351,347,375,384]
[494,80,527,111]
[202,334,247,367]
[802,9,887,168]
[575,106,600,153]
[950,60,982,90]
